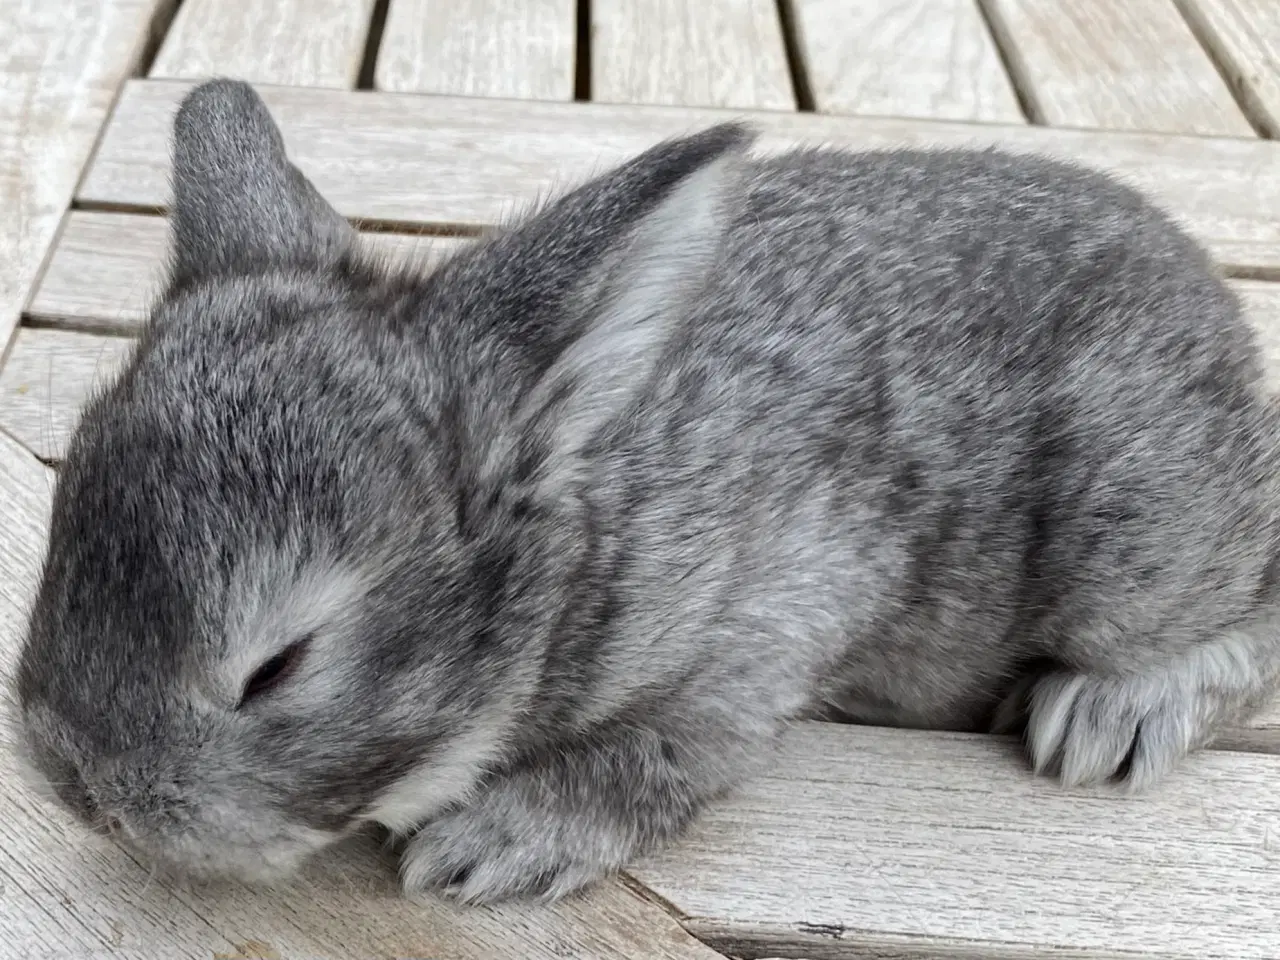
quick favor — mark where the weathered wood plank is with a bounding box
[375,0,576,100]
[591,0,794,109]
[76,80,1280,277]
[979,0,1254,136]
[0,0,169,384]
[1235,278,1280,394]
[0,429,53,660]
[16,212,1280,468]
[0,327,135,460]
[1176,0,1280,137]
[25,211,469,334]
[790,0,1024,123]
[631,722,1280,960]
[0,438,726,957]
[149,0,377,89]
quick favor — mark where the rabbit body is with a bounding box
[14,80,1280,904]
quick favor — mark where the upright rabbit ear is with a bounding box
[168,79,355,287]
[514,125,752,494]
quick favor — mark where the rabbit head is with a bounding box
[12,79,750,881]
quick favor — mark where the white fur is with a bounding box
[520,153,739,488]
[211,552,368,706]
[362,719,506,834]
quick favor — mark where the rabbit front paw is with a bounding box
[398,795,617,905]
[1021,670,1201,791]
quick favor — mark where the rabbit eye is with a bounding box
[238,634,311,707]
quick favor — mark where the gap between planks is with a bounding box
[0,0,176,396]
[1174,0,1280,139]
[73,79,1280,280]
[977,0,1256,136]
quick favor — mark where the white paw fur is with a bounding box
[1022,630,1265,791]
[398,800,619,905]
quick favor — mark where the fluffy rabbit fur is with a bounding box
[14,79,1280,904]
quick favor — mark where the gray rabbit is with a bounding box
[13,79,1280,904]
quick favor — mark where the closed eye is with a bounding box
[238,634,312,707]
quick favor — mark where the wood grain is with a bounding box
[1236,278,1280,394]
[791,0,1024,123]
[375,0,576,100]
[591,0,794,109]
[25,211,470,334]
[0,327,135,459]
[631,722,1280,960]
[0,430,52,664]
[76,80,1280,277]
[979,0,1254,136]
[0,0,169,388]
[1176,0,1280,137]
[149,0,377,89]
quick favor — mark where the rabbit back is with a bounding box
[545,147,1280,732]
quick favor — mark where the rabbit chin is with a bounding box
[120,810,348,886]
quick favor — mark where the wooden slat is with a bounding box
[0,440,725,956]
[76,80,1280,277]
[17,210,1280,463]
[0,427,53,661]
[631,723,1280,960]
[25,211,470,334]
[591,0,794,109]
[979,0,1255,136]
[790,0,1025,123]
[1235,279,1280,394]
[25,212,170,334]
[0,0,168,379]
[374,0,576,100]
[0,327,135,460]
[149,0,377,89]
[1176,0,1280,137]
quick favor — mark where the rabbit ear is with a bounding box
[167,79,355,288]
[516,139,745,494]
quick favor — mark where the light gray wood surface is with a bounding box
[979,0,1255,136]
[77,80,1280,276]
[0,0,169,380]
[15,211,1280,469]
[26,211,470,334]
[1176,0,1280,137]
[149,0,378,89]
[375,0,577,100]
[0,327,134,460]
[631,723,1280,959]
[791,0,1025,123]
[591,0,794,110]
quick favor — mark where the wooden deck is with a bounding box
[3,2,1280,957]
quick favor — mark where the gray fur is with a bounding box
[13,79,1280,904]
